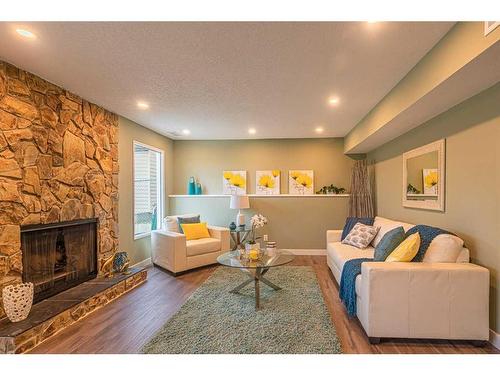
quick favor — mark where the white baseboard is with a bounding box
[284,249,326,255]
[490,329,500,350]
[132,257,152,269]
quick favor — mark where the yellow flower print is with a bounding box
[230,174,246,188]
[272,170,280,178]
[223,171,233,181]
[290,171,301,180]
[424,171,438,188]
[296,174,312,188]
[258,175,275,189]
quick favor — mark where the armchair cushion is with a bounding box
[177,215,201,233]
[186,238,221,256]
[163,213,199,232]
[181,222,210,240]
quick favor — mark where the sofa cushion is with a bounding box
[386,232,421,262]
[342,222,379,249]
[373,226,405,261]
[327,242,375,272]
[371,216,415,247]
[186,237,221,257]
[422,234,465,263]
[456,248,470,263]
[355,274,362,297]
[341,217,375,240]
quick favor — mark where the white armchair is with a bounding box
[151,217,230,275]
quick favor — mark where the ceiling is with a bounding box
[0,22,454,140]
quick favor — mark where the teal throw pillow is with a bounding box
[373,226,405,261]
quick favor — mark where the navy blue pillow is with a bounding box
[373,226,405,261]
[341,217,375,241]
[177,215,200,233]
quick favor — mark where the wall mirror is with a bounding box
[402,139,445,211]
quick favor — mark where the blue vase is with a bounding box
[195,182,202,195]
[187,177,196,195]
[113,252,130,273]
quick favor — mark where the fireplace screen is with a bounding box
[21,219,98,303]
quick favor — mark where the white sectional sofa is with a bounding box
[326,216,490,344]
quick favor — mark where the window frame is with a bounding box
[132,140,165,240]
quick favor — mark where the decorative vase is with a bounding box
[229,222,237,230]
[187,177,196,195]
[245,242,261,260]
[2,282,34,323]
[195,182,202,195]
[113,251,130,273]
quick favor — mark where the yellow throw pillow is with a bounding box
[181,222,210,241]
[385,232,421,262]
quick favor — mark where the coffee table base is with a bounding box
[230,267,281,309]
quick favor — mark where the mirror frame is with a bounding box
[402,139,445,211]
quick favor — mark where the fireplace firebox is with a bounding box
[21,219,98,303]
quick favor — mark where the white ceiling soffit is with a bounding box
[346,42,500,154]
[0,22,453,140]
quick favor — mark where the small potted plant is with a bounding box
[245,214,268,258]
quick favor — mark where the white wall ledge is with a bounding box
[169,194,350,198]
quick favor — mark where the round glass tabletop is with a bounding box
[217,249,295,269]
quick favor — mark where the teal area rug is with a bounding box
[142,266,342,354]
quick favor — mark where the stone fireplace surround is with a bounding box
[0,60,119,318]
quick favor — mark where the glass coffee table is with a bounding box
[217,249,295,309]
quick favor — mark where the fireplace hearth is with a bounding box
[21,219,98,304]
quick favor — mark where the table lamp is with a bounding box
[230,195,250,227]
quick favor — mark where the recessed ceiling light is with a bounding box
[315,127,324,134]
[248,128,256,135]
[137,101,149,109]
[182,129,191,135]
[16,29,36,39]
[328,97,340,106]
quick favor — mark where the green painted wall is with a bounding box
[170,196,350,249]
[170,138,356,249]
[118,116,174,266]
[367,83,500,332]
[346,22,500,153]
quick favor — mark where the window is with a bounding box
[133,141,163,239]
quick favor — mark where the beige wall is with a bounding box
[368,83,500,332]
[118,116,174,265]
[170,138,355,249]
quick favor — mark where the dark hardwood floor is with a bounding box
[29,256,499,354]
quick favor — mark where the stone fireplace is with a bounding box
[0,60,119,318]
[21,219,98,303]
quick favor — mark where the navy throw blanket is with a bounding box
[339,258,373,316]
[339,224,452,316]
[405,225,452,262]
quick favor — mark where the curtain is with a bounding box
[348,159,374,217]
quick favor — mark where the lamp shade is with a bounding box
[229,195,250,209]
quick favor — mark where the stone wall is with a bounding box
[0,61,119,317]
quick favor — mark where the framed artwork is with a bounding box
[256,170,280,195]
[289,170,314,195]
[222,170,247,195]
[423,168,438,195]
